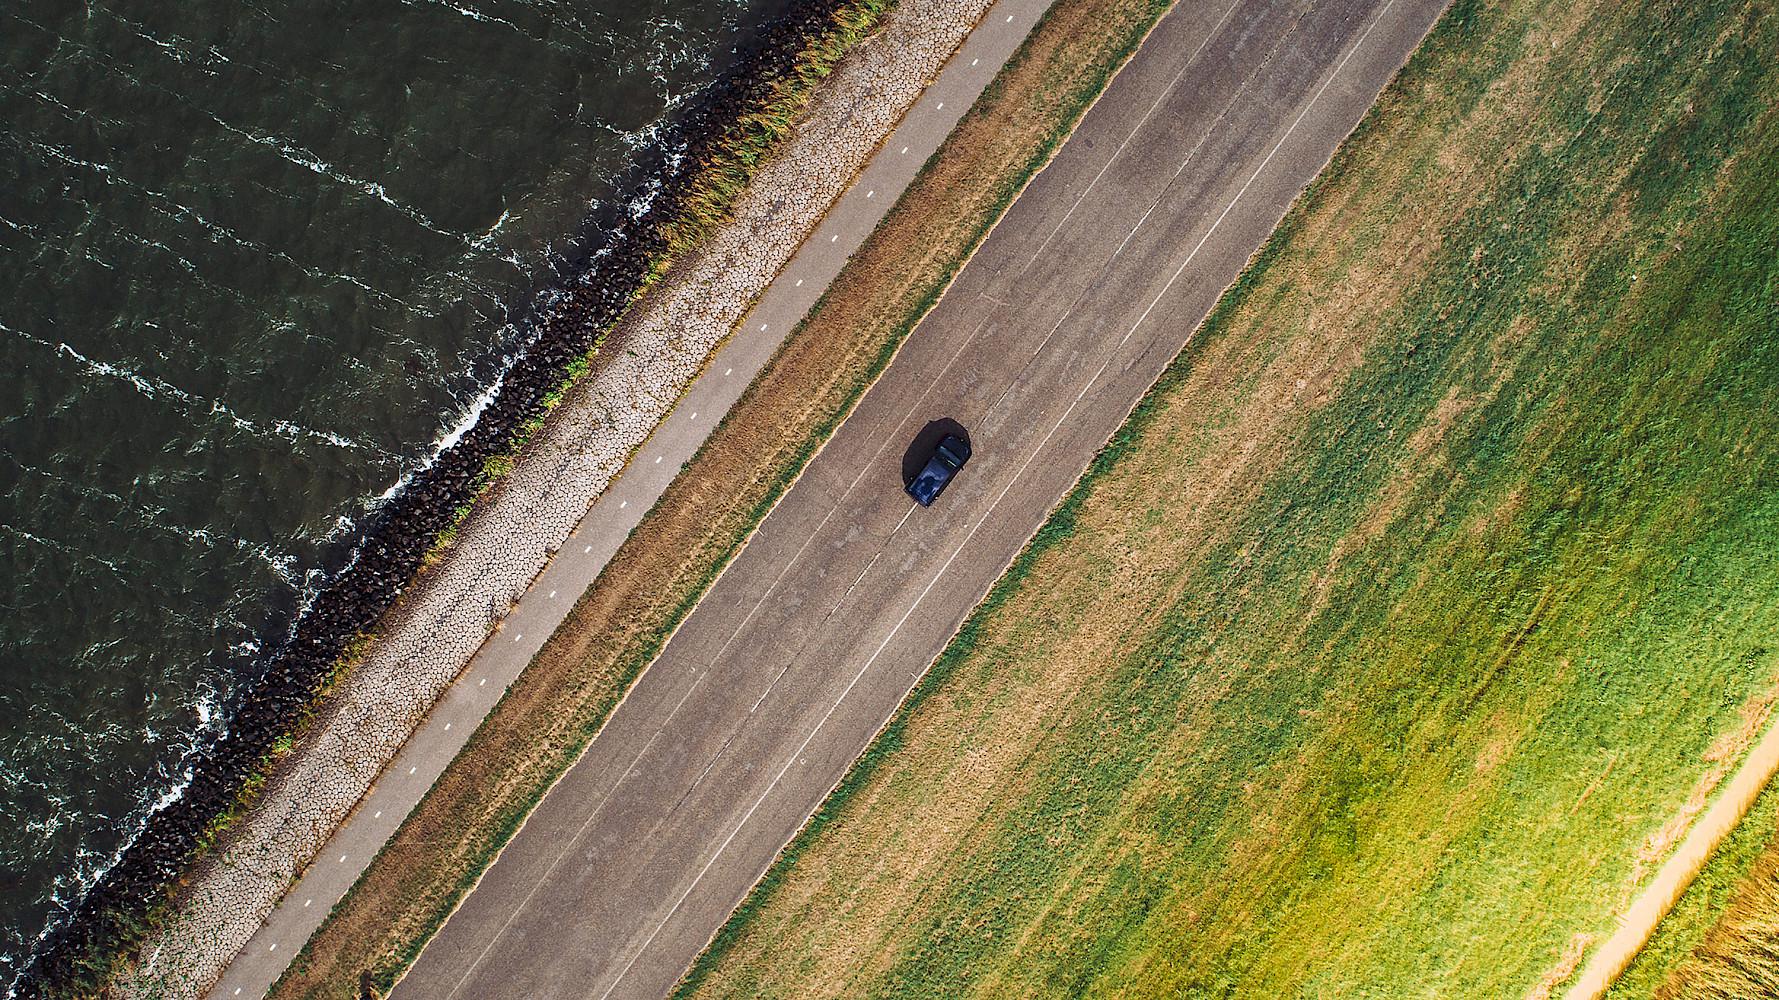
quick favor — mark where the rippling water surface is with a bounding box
[0,0,789,974]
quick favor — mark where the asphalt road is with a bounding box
[202,4,1040,997]
[397,0,1450,996]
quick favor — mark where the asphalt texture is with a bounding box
[390,0,1453,996]
[202,4,1046,998]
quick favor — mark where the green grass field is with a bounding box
[679,0,1779,996]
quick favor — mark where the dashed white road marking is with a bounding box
[619,500,628,509]
[373,810,382,819]
[479,678,487,687]
[584,545,593,553]
[593,2,1408,994]
[408,767,416,776]
[654,456,663,464]
[1018,0,1244,274]
[419,5,1375,996]
[795,278,804,286]
[724,367,733,376]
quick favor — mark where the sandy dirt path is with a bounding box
[1563,711,1779,998]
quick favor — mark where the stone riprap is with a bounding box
[115,0,994,995]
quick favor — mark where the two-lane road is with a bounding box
[397,0,1450,996]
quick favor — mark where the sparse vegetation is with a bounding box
[678,1,1779,997]
[270,0,1171,995]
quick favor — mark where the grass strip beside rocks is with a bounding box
[15,3,893,997]
[672,1,1779,997]
[272,0,1172,995]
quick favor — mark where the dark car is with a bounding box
[906,433,972,506]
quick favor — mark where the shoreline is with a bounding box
[133,0,1000,991]
[12,3,890,994]
[251,0,1076,983]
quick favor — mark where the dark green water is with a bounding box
[0,0,789,978]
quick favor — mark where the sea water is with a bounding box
[0,0,790,977]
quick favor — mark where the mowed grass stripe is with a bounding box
[681,0,1779,997]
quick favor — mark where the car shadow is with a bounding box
[901,417,971,487]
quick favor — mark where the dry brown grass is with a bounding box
[678,0,1779,997]
[268,0,1178,995]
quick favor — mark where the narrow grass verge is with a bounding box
[19,6,903,998]
[676,1,1779,997]
[268,0,1169,995]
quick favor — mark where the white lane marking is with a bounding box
[583,545,592,553]
[724,368,733,376]
[479,678,487,687]
[408,767,416,775]
[654,455,662,464]
[444,723,451,732]
[796,278,804,286]
[1131,0,1404,344]
[972,57,980,66]
[444,668,717,998]
[936,102,944,110]
[830,234,839,242]
[673,310,993,704]
[450,8,1397,996]
[900,146,908,154]
[338,855,347,864]
[373,810,382,819]
[619,500,628,509]
[1107,5,1313,266]
[867,190,875,199]
[548,590,556,599]
[513,633,523,642]
[677,502,919,818]
[269,943,277,952]
[445,308,992,997]
[986,0,1307,416]
[760,323,769,331]
[747,540,887,721]
[599,425,1059,1000]
[304,899,311,908]
[595,3,1406,994]
[1005,12,1013,20]
[1018,0,1244,274]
